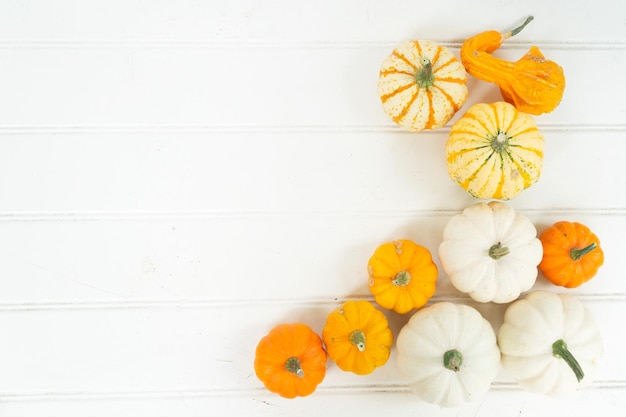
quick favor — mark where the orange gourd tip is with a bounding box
[460,16,566,115]
[538,221,604,288]
[254,323,327,398]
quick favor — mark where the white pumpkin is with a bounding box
[498,291,603,397]
[396,302,500,407]
[438,201,542,303]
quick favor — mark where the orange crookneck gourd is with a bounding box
[460,16,565,115]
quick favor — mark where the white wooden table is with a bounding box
[0,1,624,415]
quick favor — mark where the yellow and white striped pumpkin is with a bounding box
[446,101,544,200]
[378,40,468,132]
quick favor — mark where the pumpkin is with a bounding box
[322,300,393,375]
[438,201,543,303]
[460,16,565,115]
[367,239,438,314]
[254,323,327,398]
[378,40,468,132]
[446,101,544,200]
[498,291,603,397]
[538,221,604,288]
[396,302,501,407]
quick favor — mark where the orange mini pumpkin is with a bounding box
[254,323,327,398]
[538,221,604,288]
[322,300,393,375]
[367,239,438,314]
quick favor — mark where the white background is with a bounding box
[0,1,625,416]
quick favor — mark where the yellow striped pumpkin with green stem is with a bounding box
[446,101,544,200]
[378,40,468,132]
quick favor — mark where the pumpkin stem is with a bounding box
[443,349,463,372]
[489,242,510,259]
[349,330,367,352]
[392,270,411,287]
[505,15,534,39]
[415,57,435,88]
[490,131,509,154]
[552,339,584,382]
[285,357,305,377]
[570,242,598,261]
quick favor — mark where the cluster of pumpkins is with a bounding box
[378,15,561,201]
[253,17,605,407]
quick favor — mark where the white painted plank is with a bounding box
[0,0,624,43]
[0,300,621,396]
[0,47,623,127]
[0,388,625,417]
[0,213,620,301]
[0,131,623,213]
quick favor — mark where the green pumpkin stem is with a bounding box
[507,16,534,38]
[392,270,411,287]
[415,57,435,88]
[285,357,305,377]
[570,242,598,261]
[490,132,509,154]
[552,339,584,382]
[489,242,510,259]
[350,330,367,352]
[443,349,463,372]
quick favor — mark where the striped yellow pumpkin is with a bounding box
[446,101,544,200]
[378,40,468,132]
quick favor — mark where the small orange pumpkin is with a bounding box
[367,239,438,314]
[460,16,565,115]
[538,221,604,288]
[322,300,393,375]
[254,323,327,398]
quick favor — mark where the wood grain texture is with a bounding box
[0,0,624,416]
